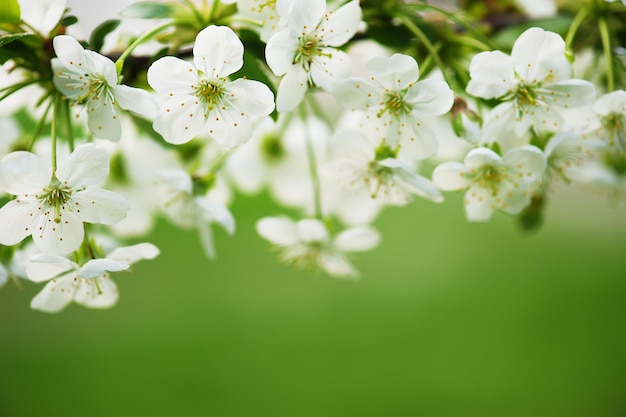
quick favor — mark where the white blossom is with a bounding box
[333,53,454,159]
[51,35,157,141]
[0,143,129,255]
[433,146,546,221]
[26,242,159,313]
[256,216,380,278]
[467,28,596,142]
[147,25,275,147]
[265,0,362,112]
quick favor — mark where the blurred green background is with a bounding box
[1,186,625,417]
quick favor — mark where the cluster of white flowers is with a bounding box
[0,0,624,311]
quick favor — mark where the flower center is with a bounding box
[195,78,225,110]
[515,83,538,107]
[378,92,412,118]
[39,183,73,223]
[77,75,108,103]
[601,112,625,148]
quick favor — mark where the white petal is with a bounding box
[153,96,206,145]
[328,129,374,160]
[30,275,76,313]
[379,158,443,202]
[147,56,197,95]
[464,186,496,222]
[594,90,626,115]
[55,143,109,187]
[193,26,243,78]
[86,92,122,141]
[464,147,502,169]
[0,199,39,246]
[82,49,117,85]
[256,216,298,246]
[397,114,438,159]
[406,79,454,116]
[317,0,361,47]
[498,182,532,215]
[511,27,569,83]
[25,253,75,283]
[276,66,308,112]
[279,0,325,34]
[52,35,87,73]
[310,48,352,91]
[318,252,358,278]
[72,188,129,225]
[432,162,471,191]
[334,226,380,252]
[194,197,235,235]
[226,79,275,118]
[332,78,379,110]
[206,106,253,147]
[543,80,596,109]
[467,50,516,99]
[107,243,160,264]
[296,219,329,243]
[366,54,419,90]
[265,29,298,76]
[74,276,119,309]
[112,84,158,118]
[79,259,129,279]
[0,151,50,194]
[503,145,546,183]
[32,210,84,255]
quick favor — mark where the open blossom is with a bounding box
[265,0,362,112]
[148,25,274,147]
[256,216,380,278]
[234,0,281,42]
[433,146,546,221]
[52,35,157,141]
[333,53,454,159]
[323,129,443,206]
[0,143,129,255]
[467,27,595,140]
[26,243,159,313]
[587,90,626,150]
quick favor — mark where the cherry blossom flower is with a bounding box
[51,35,157,141]
[333,53,454,159]
[26,242,159,313]
[432,145,546,221]
[323,129,443,206]
[256,216,380,278]
[265,0,362,112]
[467,27,595,139]
[234,0,281,42]
[147,25,275,147]
[587,90,626,150]
[0,143,129,255]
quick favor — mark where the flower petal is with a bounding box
[147,56,197,95]
[86,93,122,141]
[278,0,325,35]
[256,216,298,246]
[153,96,206,144]
[511,27,569,83]
[56,143,109,187]
[107,243,160,264]
[206,106,253,147]
[296,219,329,243]
[366,54,419,91]
[503,145,546,183]
[226,78,275,118]
[72,188,129,225]
[73,276,119,309]
[25,253,75,283]
[0,151,50,195]
[334,226,380,252]
[466,50,515,99]
[432,162,471,191]
[405,79,454,116]
[464,186,496,222]
[193,26,243,78]
[310,48,352,91]
[317,0,361,47]
[464,147,502,169]
[265,29,299,76]
[112,84,158,118]
[379,158,443,202]
[30,276,76,313]
[194,197,235,235]
[32,210,84,255]
[0,199,39,246]
[79,259,129,279]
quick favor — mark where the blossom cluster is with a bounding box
[0,0,624,312]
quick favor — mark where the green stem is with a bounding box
[396,15,456,90]
[62,98,75,152]
[299,104,323,220]
[51,94,60,174]
[598,16,614,92]
[565,7,588,50]
[115,21,174,76]
[28,95,54,152]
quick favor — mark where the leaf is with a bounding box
[0,38,40,66]
[120,2,174,19]
[89,19,121,51]
[0,0,20,24]
[0,32,36,48]
[60,15,78,27]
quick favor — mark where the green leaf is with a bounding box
[60,15,79,27]
[0,32,36,48]
[90,19,121,51]
[0,0,20,24]
[120,2,174,19]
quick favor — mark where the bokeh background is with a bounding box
[2,1,626,416]
[1,184,625,417]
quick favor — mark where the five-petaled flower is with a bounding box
[147,25,275,147]
[0,143,129,255]
[52,35,157,141]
